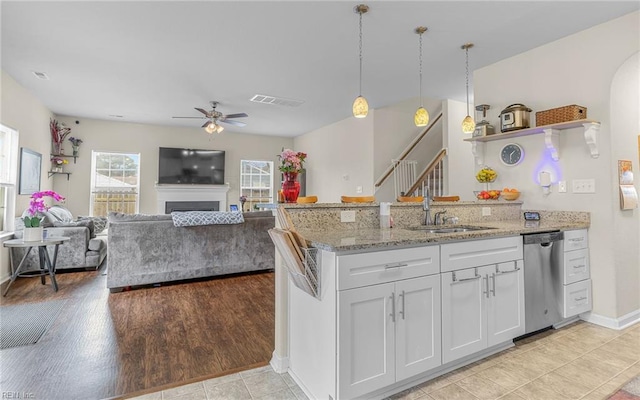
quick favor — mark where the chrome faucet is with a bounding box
[434,210,447,225]
[422,188,432,225]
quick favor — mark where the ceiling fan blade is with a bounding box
[172,116,206,119]
[224,113,248,119]
[195,107,211,116]
[220,119,246,127]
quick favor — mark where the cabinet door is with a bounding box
[487,261,525,347]
[441,267,487,364]
[395,275,442,381]
[338,283,395,399]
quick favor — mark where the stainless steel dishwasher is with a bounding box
[522,231,564,335]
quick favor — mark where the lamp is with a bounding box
[461,43,476,134]
[414,26,429,127]
[204,120,224,134]
[353,4,369,118]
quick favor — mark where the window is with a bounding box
[90,151,140,217]
[0,124,19,233]
[240,160,274,211]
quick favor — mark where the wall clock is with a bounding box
[500,143,524,166]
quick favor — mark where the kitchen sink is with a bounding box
[408,225,497,234]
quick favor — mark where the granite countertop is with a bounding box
[297,219,589,253]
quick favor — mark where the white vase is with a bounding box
[23,226,43,242]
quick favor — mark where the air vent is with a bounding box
[32,71,49,80]
[250,94,304,107]
[108,115,123,118]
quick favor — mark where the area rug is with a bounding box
[609,374,640,399]
[0,299,66,350]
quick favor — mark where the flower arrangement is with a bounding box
[23,190,65,227]
[51,156,69,166]
[68,137,83,146]
[278,149,307,173]
[50,119,71,155]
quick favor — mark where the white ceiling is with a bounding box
[2,1,638,138]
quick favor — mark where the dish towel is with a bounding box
[171,211,245,227]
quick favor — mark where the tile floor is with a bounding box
[129,321,640,400]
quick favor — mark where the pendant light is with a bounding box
[461,43,476,134]
[414,26,429,127]
[352,4,369,118]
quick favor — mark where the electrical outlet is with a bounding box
[558,181,567,193]
[572,179,596,193]
[482,207,491,216]
[341,210,356,223]
[356,186,363,194]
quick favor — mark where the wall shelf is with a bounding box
[48,171,71,180]
[463,119,600,164]
[50,154,78,164]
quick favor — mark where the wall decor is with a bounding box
[618,159,638,210]
[18,148,42,195]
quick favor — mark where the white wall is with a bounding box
[294,111,374,203]
[472,11,640,319]
[610,52,640,317]
[53,116,293,216]
[443,99,477,201]
[1,70,54,281]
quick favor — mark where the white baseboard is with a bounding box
[269,350,289,374]
[581,309,640,330]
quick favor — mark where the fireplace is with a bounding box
[156,184,229,214]
[165,201,219,213]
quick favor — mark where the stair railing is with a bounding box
[405,148,447,197]
[374,112,443,190]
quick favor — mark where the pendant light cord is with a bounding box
[358,11,363,96]
[419,32,423,107]
[465,47,470,116]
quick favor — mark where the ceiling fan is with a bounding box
[172,101,248,134]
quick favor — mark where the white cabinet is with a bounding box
[441,262,524,364]
[560,229,592,318]
[338,274,441,399]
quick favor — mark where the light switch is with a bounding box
[341,210,356,223]
[482,207,491,216]
[572,179,596,193]
[558,181,567,193]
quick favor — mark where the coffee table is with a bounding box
[3,236,70,296]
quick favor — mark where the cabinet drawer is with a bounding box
[563,248,590,285]
[337,246,439,290]
[564,229,588,252]
[563,279,592,318]
[440,236,523,273]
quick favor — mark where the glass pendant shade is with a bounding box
[216,125,224,133]
[462,115,476,134]
[204,122,216,134]
[414,107,429,127]
[353,96,369,118]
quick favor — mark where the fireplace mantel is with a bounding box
[155,184,229,214]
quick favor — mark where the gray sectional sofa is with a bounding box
[106,211,275,292]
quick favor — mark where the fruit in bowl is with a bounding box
[501,188,521,201]
[476,167,497,183]
[475,190,501,200]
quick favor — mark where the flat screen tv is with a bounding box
[158,147,225,185]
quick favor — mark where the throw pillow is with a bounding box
[45,205,74,223]
[53,219,95,238]
[171,211,245,227]
[107,212,172,222]
[78,216,108,235]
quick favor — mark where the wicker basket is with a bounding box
[536,105,587,126]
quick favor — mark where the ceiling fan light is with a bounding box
[414,107,429,127]
[462,115,476,134]
[353,96,369,118]
[216,124,225,134]
[204,122,216,134]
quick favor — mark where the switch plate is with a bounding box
[356,186,363,194]
[558,181,567,193]
[482,207,491,216]
[341,210,356,223]
[572,179,596,193]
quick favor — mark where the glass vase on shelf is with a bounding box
[281,172,301,203]
[72,145,79,156]
[53,141,64,156]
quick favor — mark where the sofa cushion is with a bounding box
[88,237,105,251]
[108,212,172,222]
[78,216,108,234]
[53,219,95,238]
[43,205,74,223]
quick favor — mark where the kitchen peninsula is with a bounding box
[277,201,591,400]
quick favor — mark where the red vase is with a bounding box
[282,172,301,203]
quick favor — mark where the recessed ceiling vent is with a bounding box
[32,71,49,80]
[250,94,304,107]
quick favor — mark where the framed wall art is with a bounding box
[18,147,42,195]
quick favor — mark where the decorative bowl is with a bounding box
[501,191,521,201]
[474,190,501,200]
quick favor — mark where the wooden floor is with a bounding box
[0,266,275,400]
